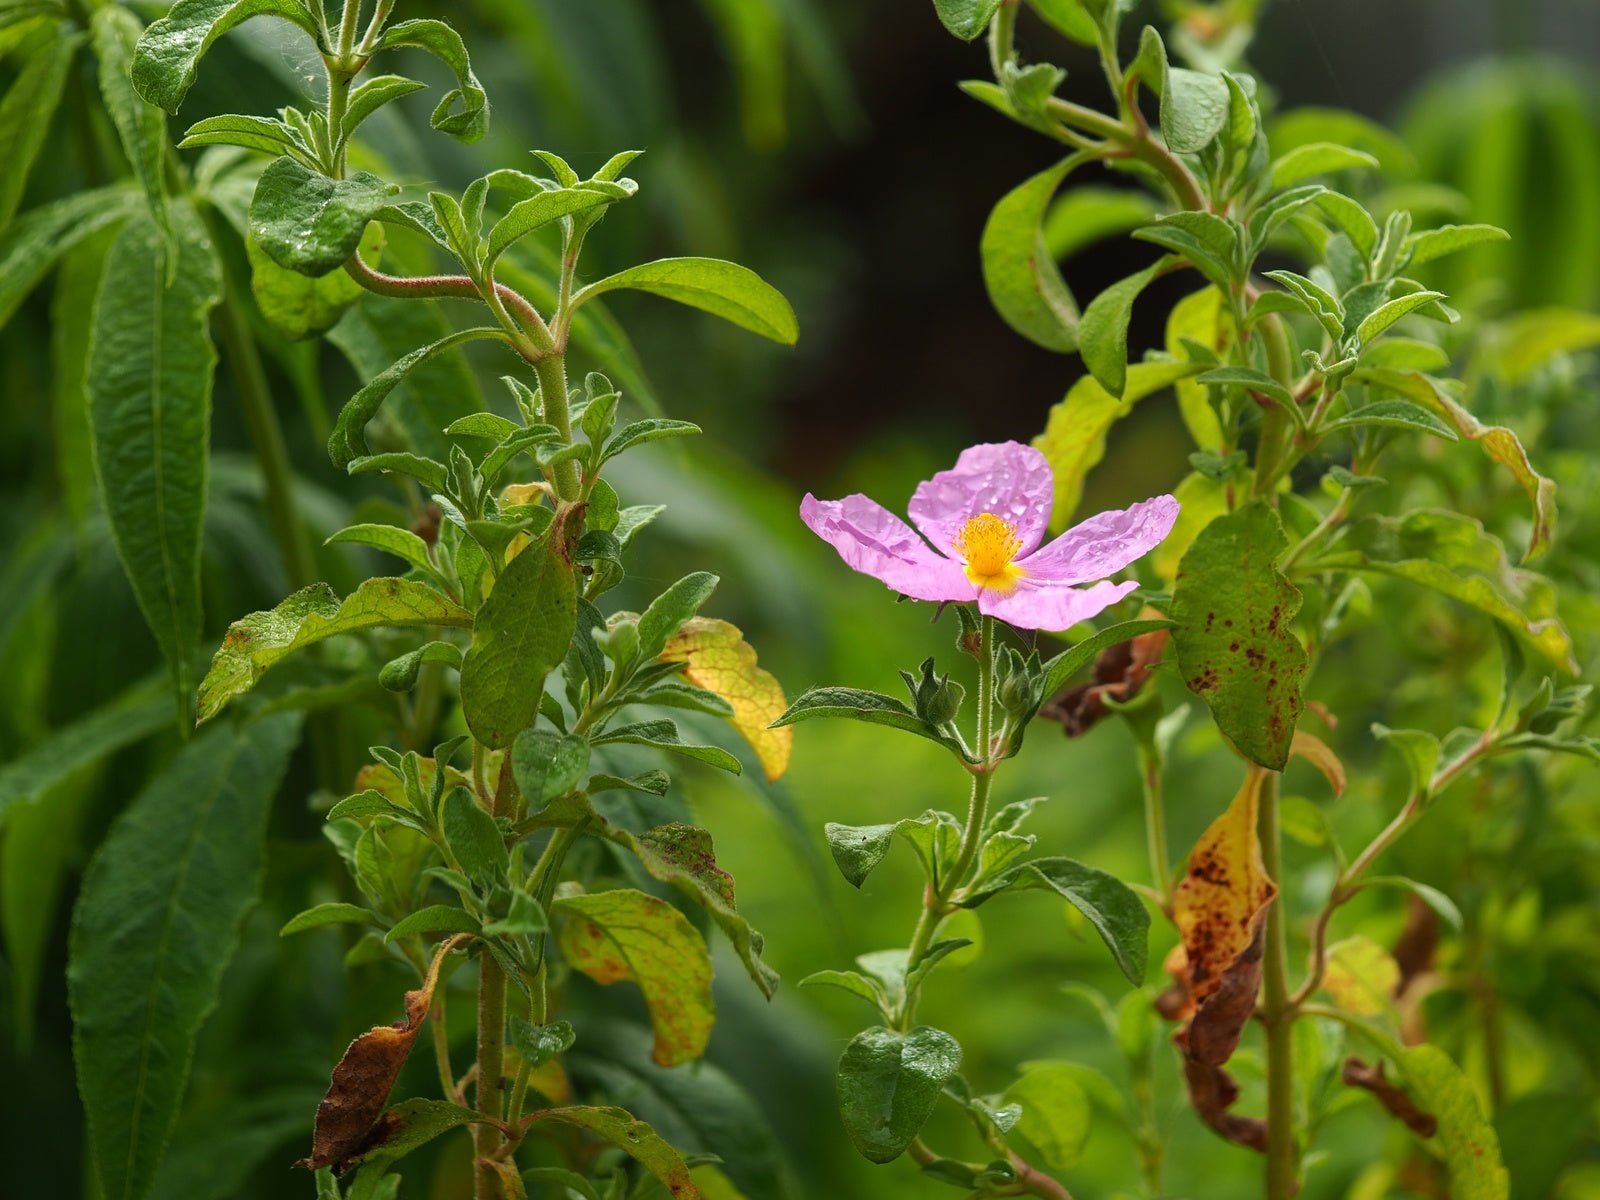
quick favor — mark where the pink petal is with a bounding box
[978,578,1140,632]
[908,442,1054,559]
[801,493,974,603]
[1019,494,1180,585]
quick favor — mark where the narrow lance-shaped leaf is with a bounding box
[1078,258,1168,398]
[92,8,167,230]
[573,257,798,345]
[372,19,489,142]
[0,29,78,230]
[131,0,321,113]
[458,510,578,749]
[88,204,222,722]
[69,713,302,1200]
[980,155,1082,352]
[0,185,143,332]
[1172,502,1307,769]
[197,578,473,723]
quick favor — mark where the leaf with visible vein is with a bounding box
[0,29,78,230]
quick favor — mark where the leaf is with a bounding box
[1195,366,1292,406]
[527,1106,697,1200]
[511,729,590,811]
[1043,185,1161,260]
[592,720,742,775]
[1290,730,1345,796]
[1362,876,1463,933]
[771,687,948,749]
[600,418,701,463]
[553,888,715,1067]
[247,223,377,340]
[325,523,436,576]
[339,74,428,143]
[980,156,1081,352]
[1321,935,1399,1016]
[87,204,221,721]
[1168,767,1277,1064]
[637,572,719,660]
[1165,287,1227,449]
[0,186,139,330]
[327,326,508,469]
[1032,359,1202,529]
[1037,618,1175,701]
[482,187,613,270]
[335,1098,479,1176]
[249,157,397,276]
[1079,260,1167,397]
[1268,142,1379,188]
[197,578,472,722]
[69,713,301,1200]
[0,29,77,230]
[92,8,167,229]
[459,516,578,748]
[1323,398,1458,440]
[0,678,170,828]
[1161,66,1231,153]
[660,617,791,781]
[931,0,1002,39]
[1353,367,1556,560]
[1357,290,1449,343]
[1403,223,1509,269]
[1152,473,1226,580]
[1473,307,1600,382]
[613,822,779,999]
[960,857,1149,984]
[1395,1045,1510,1200]
[131,0,320,113]
[177,112,301,157]
[836,1025,961,1163]
[1313,191,1379,260]
[823,813,960,891]
[1172,502,1307,769]
[373,18,489,142]
[299,940,460,1172]
[1003,1063,1091,1170]
[281,903,377,936]
[575,257,798,345]
[1263,268,1344,342]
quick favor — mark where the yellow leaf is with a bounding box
[1153,472,1227,581]
[1322,935,1399,1016]
[662,617,792,781]
[1166,287,1228,450]
[1291,729,1345,796]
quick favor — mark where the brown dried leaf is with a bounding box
[1343,1057,1438,1138]
[297,936,466,1172]
[1042,627,1170,737]
[1290,730,1345,797]
[1182,1057,1269,1152]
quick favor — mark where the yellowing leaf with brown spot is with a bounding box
[662,617,792,780]
[1322,935,1400,1015]
[1291,730,1346,796]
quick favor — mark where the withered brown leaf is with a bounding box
[297,935,467,1173]
[1342,1057,1438,1138]
[1042,627,1170,737]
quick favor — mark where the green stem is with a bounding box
[474,952,507,1200]
[531,354,581,501]
[1257,770,1298,1199]
[1138,742,1173,914]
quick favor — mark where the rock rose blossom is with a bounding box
[800,441,1178,631]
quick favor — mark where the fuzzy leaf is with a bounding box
[576,257,798,345]
[837,1025,961,1163]
[131,0,320,113]
[249,157,396,277]
[372,19,488,142]
[92,8,167,228]
[0,185,142,332]
[931,0,1002,39]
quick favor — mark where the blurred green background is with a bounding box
[2,1,1598,1198]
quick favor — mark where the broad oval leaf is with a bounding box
[980,156,1082,352]
[837,1025,961,1163]
[197,578,472,722]
[131,0,321,114]
[553,888,715,1067]
[1003,1062,1091,1170]
[932,0,1003,39]
[660,617,791,781]
[88,204,222,721]
[69,713,301,1200]
[1172,502,1307,769]
[575,257,798,345]
[249,157,397,277]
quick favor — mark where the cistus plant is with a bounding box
[776,0,1595,1197]
[38,2,800,1200]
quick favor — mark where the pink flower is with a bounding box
[800,441,1178,631]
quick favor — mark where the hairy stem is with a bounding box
[1138,742,1173,915]
[1257,770,1298,1198]
[474,953,507,1200]
[343,252,555,353]
[531,353,582,501]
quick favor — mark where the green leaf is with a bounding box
[592,720,742,775]
[88,204,221,721]
[482,186,614,271]
[1361,876,1463,933]
[553,889,715,1067]
[247,222,377,340]
[459,523,577,749]
[339,1098,481,1176]
[1038,618,1174,699]
[0,29,77,230]
[69,713,301,1200]
[326,523,437,576]
[1133,211,1240,291]
[1268,142,1379,188]
[772,687,950,750]
[384,902,482,943]
[328,326,509,469]
[1403,223,1509,269]
[339,74,428,144]
[1356,289,1449,343]
[959,857,1149,983]
[1171,502,1307,770]
[823,813,962,891]
[1395,1045,1509,1200]
[1313,191,1379,260]
[932,0,1002,38]
[177,112,302,158]
[527,1106,696,1199]
[511,728,590,811]
[197,578,472,723]
[249,157,396,276]
[1003,1062,1091,1170]
[1472,307,1600,381]
[1032,359,1200,525]
[575,257,798,345]
[372,19,488,142]
[0,678,170,828]
[1195,366,1292,406]
[837,1025,962,1163]
[1042,185,1160,260]
[1322,398,1457,440]
[612,822,780,999]
[981,156,1082,352]
[1263,269,1344,342]
[440,788,508,885]
[1079,259,1167,397]
[600,418,701,463]
[92,8,167,229]
[637,572,718,660]
[131,1,319,113]
[1161,65,1230,153]
[1371,723,1442,800]
[280,902,377,936]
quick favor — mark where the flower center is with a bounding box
[953,512,1026,592]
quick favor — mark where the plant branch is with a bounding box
[1257,770,1298,1199]
[343,251,556,354]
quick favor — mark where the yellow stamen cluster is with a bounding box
[953,512,1027,593]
